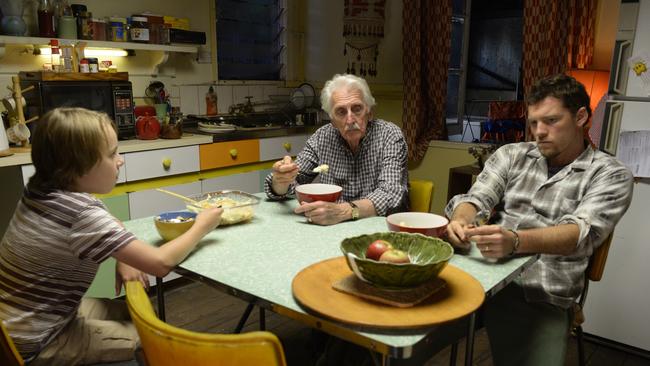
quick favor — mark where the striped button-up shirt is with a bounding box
[265,119,409,216]
[446,142,633,308]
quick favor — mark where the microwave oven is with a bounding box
[19,72,135,139]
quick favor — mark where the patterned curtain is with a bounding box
[402,1,452,161]
[567,0,597,69]
[522,0,570,95]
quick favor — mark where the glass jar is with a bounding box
[129,16,149,43]
[90,18,106,40]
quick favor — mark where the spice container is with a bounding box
[87,58,99,73]
[109,17,126,42]
[79,58,89,73]
[70,4,87,39]
[129,16,149,43]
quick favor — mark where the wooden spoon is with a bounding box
[155,188,200,206]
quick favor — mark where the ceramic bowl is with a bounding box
[295,183,342,203]
[154,211,197,241]
[341,232,454,288]
[386,212,449,238]
[186,190,260,225]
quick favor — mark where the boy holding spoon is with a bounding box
[0,108,223,365]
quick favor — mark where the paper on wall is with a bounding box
[617,130,650,178]
[628,53,650,97]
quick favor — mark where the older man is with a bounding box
[264,74,409,225]
[445,74,633,366]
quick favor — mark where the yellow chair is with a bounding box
[125,281,287,366]
[573,232,614,366]
[1,321,24,366]
[409,179,435,212]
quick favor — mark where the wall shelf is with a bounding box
[0,35,199,53]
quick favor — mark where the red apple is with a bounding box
[379,249,410,264]
[365,240,393,260]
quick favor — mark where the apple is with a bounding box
[365,240,393,260]
[379,249,410,264]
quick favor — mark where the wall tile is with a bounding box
[179,86,199,116]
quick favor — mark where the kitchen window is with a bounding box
[216,0,287,80]
[446,0,472,136]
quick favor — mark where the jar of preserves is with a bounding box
[87,58,99,73]
[79,58,89,73]
[90,18,106,40]
[129,16,149,43]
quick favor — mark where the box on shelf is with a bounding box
[163,16,190,31]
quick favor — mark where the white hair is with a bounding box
[320,74,376,117]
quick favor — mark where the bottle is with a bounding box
[50,39,61,72]
[38,0,56,37]
[206,86,218,115]
[60,41,74,72]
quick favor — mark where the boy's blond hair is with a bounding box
[29,108,116,191]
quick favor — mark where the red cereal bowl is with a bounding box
[386,212,449,237]
[295,183,342,203]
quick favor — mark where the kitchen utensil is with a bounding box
[154,211,197,241]
[6,123,30,143]
[298,83,316,108]
[155,188,201,206]
[386,212,449,238]
[290,88,306,110]
[186,190,261,225]
[135,115,160,140]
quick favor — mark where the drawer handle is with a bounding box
[229,149,238,159]
[283,142,292,152]
[162,158,172,170]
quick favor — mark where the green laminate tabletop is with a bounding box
[123,194,537,358]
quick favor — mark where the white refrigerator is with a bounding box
[583,0,650,352]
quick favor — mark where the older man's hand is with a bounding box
[271,155,299,195]
[295,201,349,226]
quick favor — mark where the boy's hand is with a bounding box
[194,206,223,236]
[115,261,149,296]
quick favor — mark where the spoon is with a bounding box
[155,188,200,206]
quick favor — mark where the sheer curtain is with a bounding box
[402,0,452,161]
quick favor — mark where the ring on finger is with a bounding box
[485,245,489,251]
[308,217,313,223]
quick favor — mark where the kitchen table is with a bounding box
[123,194,537,365]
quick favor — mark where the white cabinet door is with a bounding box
[259,134,309,161]
[201,171,262,194]
[124,146,199,182]
[128,181,202,219]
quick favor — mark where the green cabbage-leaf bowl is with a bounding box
[341,232,454,289]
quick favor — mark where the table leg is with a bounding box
[381,354,391,366]
[259,308,266,330]
[156,276,165,322]
[449,342,458,366]
[464,313,476,366]
[234,303,254,333]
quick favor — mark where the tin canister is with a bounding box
[110,17,126,42]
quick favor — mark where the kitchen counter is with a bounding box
[0,125,321,168]
[0,134,213,168]
[184,125,320,142]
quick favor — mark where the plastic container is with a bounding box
[50,39,60,71]
[186,190,260,226]
[129,16,149,43]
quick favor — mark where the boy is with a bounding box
[0,108,223,365]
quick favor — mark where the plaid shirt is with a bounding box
[446,142,633,308]
[264,119,409,216]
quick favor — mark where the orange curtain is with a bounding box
[523,0,597,94]
[567,0,597,69]
[522,0,569,95]
[402,0,451,161]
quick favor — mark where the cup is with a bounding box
[2,96,26,113]
[0,114,9,151]
[154,103,168,123]
[6,123,30,143]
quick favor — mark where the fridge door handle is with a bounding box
[611,40,632,95]
[603,102,624,156]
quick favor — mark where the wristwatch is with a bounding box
[349,201,360,221]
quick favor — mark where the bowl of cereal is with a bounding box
[154,211,197,241]
[386,212,448,238]
[186,190,260,225]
